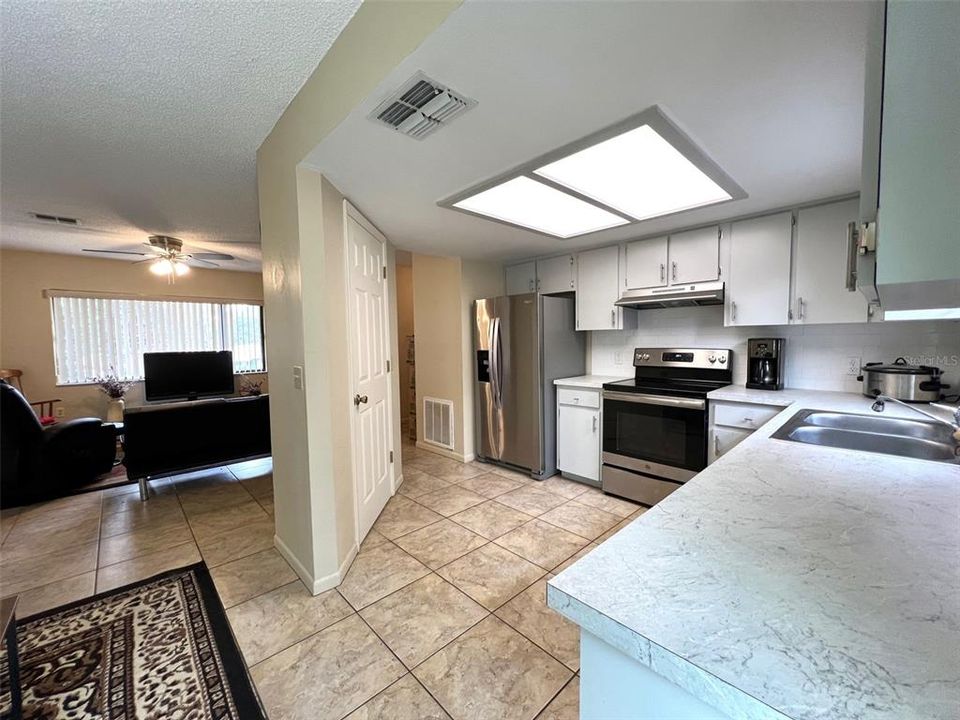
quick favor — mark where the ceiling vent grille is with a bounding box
[369,71,475,140]
[29,212,80,226]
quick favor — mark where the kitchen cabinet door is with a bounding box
[557,403,600,481]
[668,226,720,285]
[537,254,576,294]
[708,425,751,464]
[505,261,537,295]
[576,246,631,331]
[625,237,668,289]
[794,199,868,324]
[727,212,792,326]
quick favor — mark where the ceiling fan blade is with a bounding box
[82,249,149,256]
[189,258,221,267]
[191,251,235,261]
[132,258,157,265]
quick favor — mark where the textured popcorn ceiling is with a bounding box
[0,0,361,269]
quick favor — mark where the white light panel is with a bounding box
[453,176,627,238]
[535,125,732,221]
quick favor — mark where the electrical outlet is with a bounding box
[614,351,623,366]
[846,356,861,376]
[55,406,65,418]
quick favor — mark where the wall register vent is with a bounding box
[422,396,455,450]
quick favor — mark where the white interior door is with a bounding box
[345,202,393,543]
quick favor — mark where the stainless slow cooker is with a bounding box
[857,357,948,402]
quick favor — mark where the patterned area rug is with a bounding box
[0,563,264,719]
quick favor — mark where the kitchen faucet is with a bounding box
[870,395,960,441]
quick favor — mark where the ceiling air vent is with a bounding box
[30,212,80,226]
[369,71,475,140]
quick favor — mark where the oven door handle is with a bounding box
[602,391,705,410]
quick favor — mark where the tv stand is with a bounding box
[123,394,271,500]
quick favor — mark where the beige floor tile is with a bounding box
[251,614,405,720]
[98,520,195,567]
[239,474,273,499]
[256,496,275,516]
[536,676,579,720]
[551,543,598,574]
[210,547,296,608]
[455,472,526,499]
[15,492,101,524]
[345,674,450,720]
[5,499,100,543]
[338,542,430,610]
[537,476,592,500]
[171,466,235,492]
[228,457,273,481]
[437,544,544,611]
[178,482,256,517]
[414,616,572,720]
[360,529,390,551]
[187,500,270,543]
[494,520,588,571]
[595,515,636,544]
[393,519,487,570]
[371,495,443,540]
[0,508,19,544]
[496,577,579,671]
[397,470,451,499]
[450,501,533,540]
[415,486,487,517]
[538,501,620,541]
[95,542,201,593]
[483,465,534,483]
[227,580,353,665]
[574,487,642,518]
[496,486,568,517]
[1,542,99,596]
[425,460,488,483]
[101,486,178,516]
[12,571,96,618]
[197,515,276,567]
[360,574,488,669]
[1,515,100,562]
[99,501,186,538]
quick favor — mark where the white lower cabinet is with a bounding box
[708,400,788,464]
[556,387,601,482]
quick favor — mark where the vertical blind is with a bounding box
[50,295,265,384]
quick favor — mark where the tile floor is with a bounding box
[0,445,646,720]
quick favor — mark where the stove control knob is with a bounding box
[642,353,650,360]
[718,355,727,364]
[707,354,716,363]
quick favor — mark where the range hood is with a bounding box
[615,280,725,309]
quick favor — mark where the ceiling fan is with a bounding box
[82,236,235,278]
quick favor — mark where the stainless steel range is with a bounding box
[602,347,732,505]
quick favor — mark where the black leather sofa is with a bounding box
[123,394,271,499]
[1,381,118,507]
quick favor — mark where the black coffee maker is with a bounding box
[746,338,785,390]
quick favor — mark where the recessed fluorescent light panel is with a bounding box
[453,176,628,238]
[441,106,744,238]
[535,125,732,221]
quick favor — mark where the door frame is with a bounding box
[342,199,397,549]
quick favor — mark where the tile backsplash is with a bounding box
[588,306,960,394]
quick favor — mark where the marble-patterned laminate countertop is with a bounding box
[548,387,960,720]
[552,375,629,389]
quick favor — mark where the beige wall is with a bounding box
[395,262,415,437]
[254,1,457,592]
[0,249,265,419]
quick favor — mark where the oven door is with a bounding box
[602,391,707,482]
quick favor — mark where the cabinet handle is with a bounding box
[743,417,754,424]
[660,263,665,283]
[797,296,805,320]
[610,309,616,327]
[671,261,677,281]
[731,301,737,322]
[714,434,720,455]
[592,415,598,432]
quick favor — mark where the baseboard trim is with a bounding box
[273,534,316,592]
[414,441,470,464]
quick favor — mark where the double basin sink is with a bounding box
[772,409,959,464]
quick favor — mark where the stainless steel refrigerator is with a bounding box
[474,294,585,479]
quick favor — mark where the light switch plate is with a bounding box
[293,365,304,390]
[846,357,862,376]
[614,351,623,366]
[55,406,65,418]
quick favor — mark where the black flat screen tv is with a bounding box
[143,351,235,402]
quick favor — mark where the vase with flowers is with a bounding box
[95,369,132,422]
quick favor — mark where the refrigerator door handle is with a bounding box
[490,317,502,409]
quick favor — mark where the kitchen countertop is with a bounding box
[553,374,629,389]
[548,386,960,720]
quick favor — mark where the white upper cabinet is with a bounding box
[668,226,720,285]
[505,261,537,295]
[576,246,635,331]
[536,254,576,294]
[727,212,793,326]
[625,236,668,290]
[793,199,868,324]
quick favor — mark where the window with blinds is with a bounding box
[50,295,265,384]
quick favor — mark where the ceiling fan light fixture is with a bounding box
[150,258,174,276]
[174,261,190,276]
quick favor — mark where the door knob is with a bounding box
[354,394,368,406]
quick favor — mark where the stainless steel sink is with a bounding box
[772,409,959,463]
